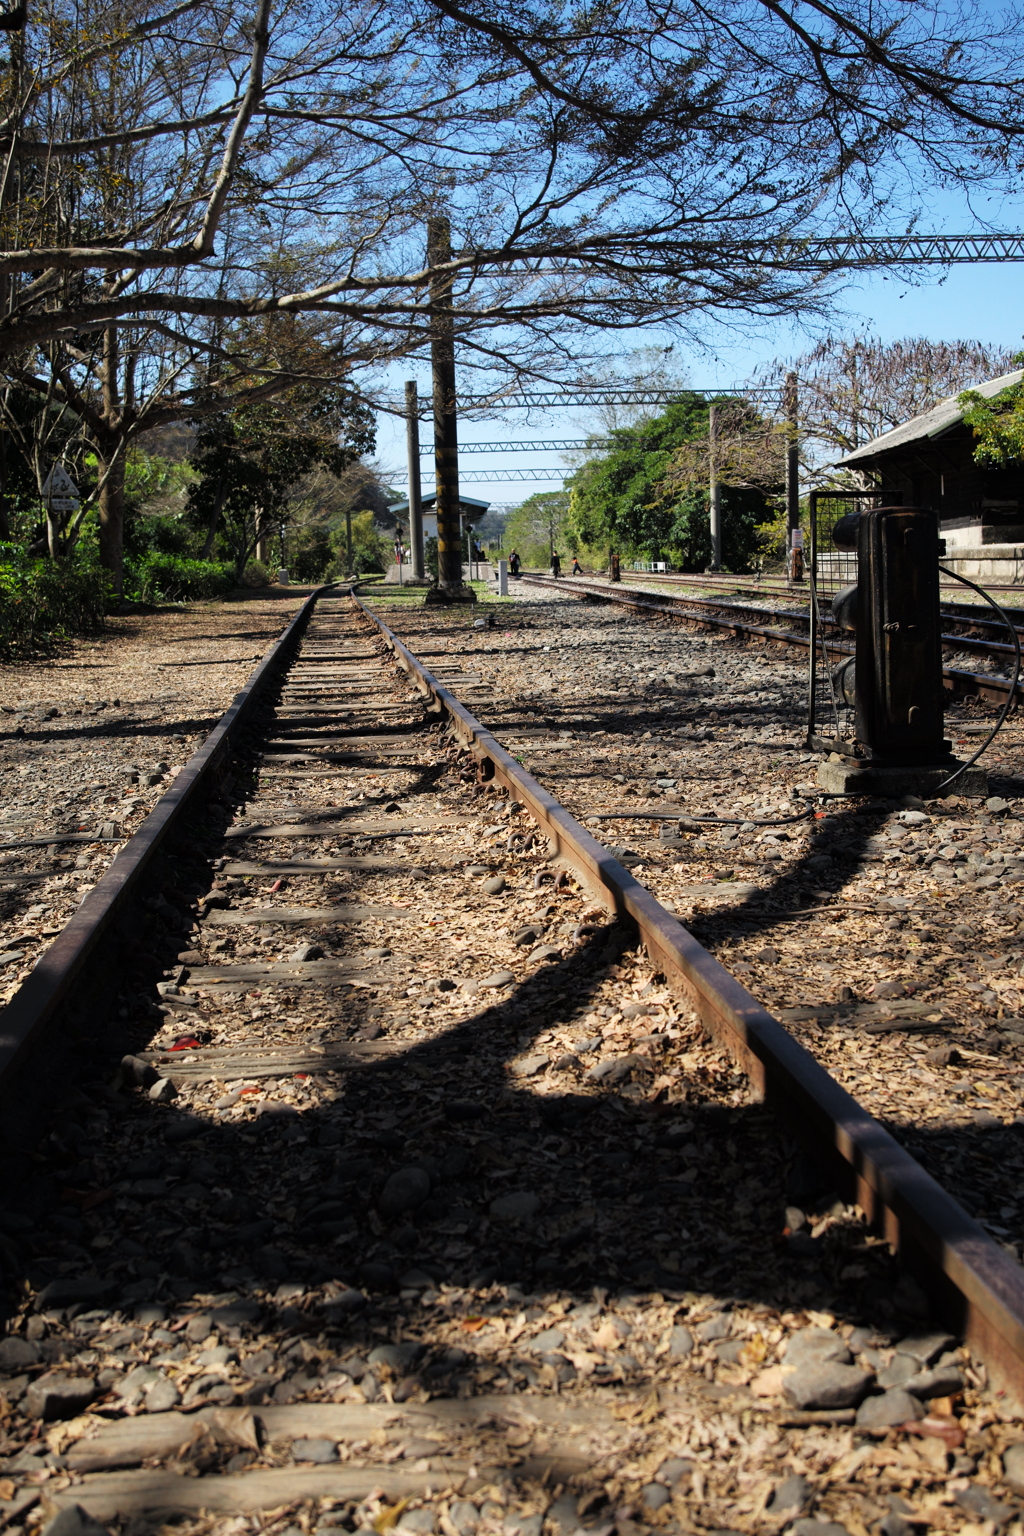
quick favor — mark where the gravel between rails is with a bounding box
[372,583,1024,1274]
[0,589,312,1004]
[1,594,1021,1536]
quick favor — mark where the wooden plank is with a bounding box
[50,1467,448,1519]
[141,1041,400,1076]
[185,959,384,983]
[222,857,423,874]
[224,817,466,839]
[202,903,413,926]
[63,1396,619,1474]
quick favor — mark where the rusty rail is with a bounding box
[355,588,1024,1409]
[519,571,1024,706]
[0,588,324,1115]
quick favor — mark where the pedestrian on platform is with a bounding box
[551,551,561,578]
[509,549,521,577]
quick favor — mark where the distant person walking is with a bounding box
[509,549,521,577]
[571,555,583,576]
[551,551,561,578]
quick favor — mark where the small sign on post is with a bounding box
[42,464,80,515]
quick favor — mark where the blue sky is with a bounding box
[372,243,1024,511]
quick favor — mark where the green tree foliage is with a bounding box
[187,388,375,581]
[960,367,1024,466]
[330,511,390,576]
[567,397,770,571]
[503,492,570,568]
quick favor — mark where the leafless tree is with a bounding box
[1,0,1024,582]
[756,335,1020,483]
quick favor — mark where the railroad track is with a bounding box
[520,571,1024,706]
[3,586,1024,1535]
[613,566,1024,625]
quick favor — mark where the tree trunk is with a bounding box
[97,444,125,592]
[201,483,225,559]
[98,327,125,594]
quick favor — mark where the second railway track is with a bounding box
[4,587,1024,1536]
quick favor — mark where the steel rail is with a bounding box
[519,572,1024,705]
[0,588,325,1114]
[352,590,1024,1406]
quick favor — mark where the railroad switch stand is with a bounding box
[815,504,987,796]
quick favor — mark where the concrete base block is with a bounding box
[816,759,989,798]
[423,584,478,605]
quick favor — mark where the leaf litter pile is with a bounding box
[0,593,1022,1536]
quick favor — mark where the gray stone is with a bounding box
[893,1330,956,1365]
[903,1362,964,1398]
[694,1314,729,1343]
[448,1505,480,1536]
[1002,1441,1024,1493]
[855,1389,925,1429]
[768,1475,810,1515]
[877,1353,917,1389]
[586,1055,635,1084]
[784,1358,872,1410]
[509,1517,543,1536]
[489,1191,540,1222]
[144,1377,181,1412]
[481,970,515,988]
[396,1511,435,1534]
[369,1342,420,1371]
[641,1485,670,1512]
[149,1076,178,1102]
[0,1335,38,1369]
[379,1166,431,1219]
[24,1372,97,1420]
[512,927,541,946]
[986,798,1011,817]
[669,1325,694,1357]
[791,1524,850,1536]
[527,944,561,964]
[482,876,506,895]
[323,1289,366,1317]
[42,1505,112,1536]
[292,1438,338,1463]
[293,943,325,961]
[546,1495,580,1536]
[466,865,490,878]
[511,1054,549,1078]
[658,1458,692,1484]
[114,1364,159,1401]
[784,1328,850,1367]
[35,1277,115,1311]
[527,1327,565,1353]
[954,1484,1013,1525]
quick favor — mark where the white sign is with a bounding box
[42,464,80,513]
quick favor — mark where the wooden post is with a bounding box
[405,380,425,579]
[427,215,472,603]
[709,404,722,571]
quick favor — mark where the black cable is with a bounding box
[933,565,1021,794]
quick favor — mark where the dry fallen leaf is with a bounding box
[205,1407,261,1452]
[739,1333,767,1368]
[902,1415,965,1448]
[591,1321,623,1351]
[373,1499,410,1533]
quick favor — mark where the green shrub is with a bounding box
[0,557,112,653]
[241,559,271,588]
[126,553,236,602]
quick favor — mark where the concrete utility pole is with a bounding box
[785,371,803,582]
[345,506,353,575]
[709,404,722,571]
[404,380,425,579]
[425,215,474,604]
